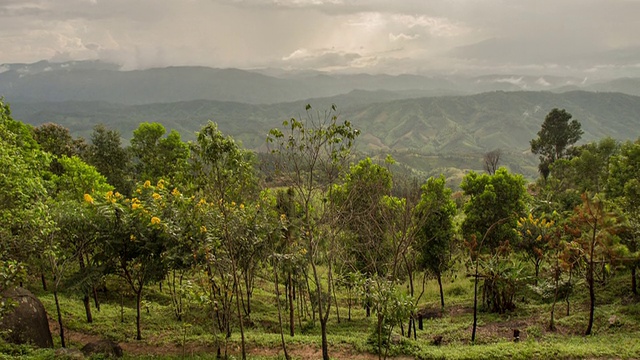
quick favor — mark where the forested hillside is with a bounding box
[10,90,640,181]
[1,98,640,359]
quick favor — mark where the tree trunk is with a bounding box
[232,264,247,360]
[273,262,291,360]
[244,270,253,317]
[288,272,295,337]
[471,261,480,343]
[41,273,48,291]
[83,294,93,323]
[549,254,559,331]
[93,286,101,311]
[585,263,595,335]
[632,265,637,295]
[437,271,445,310]
[311,259,330,360]
[136,289,143,340]
[54,288,65,348]
[78,256,93,323]
[120,292,124,323]
[585,231,596,335]
[333,276,340,324]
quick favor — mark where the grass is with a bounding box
[4,264,640,359]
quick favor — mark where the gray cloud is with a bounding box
[0,0,638,77]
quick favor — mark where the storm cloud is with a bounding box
[0,0,638,77]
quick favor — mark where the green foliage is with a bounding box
[130,122,189,185]
[0,99,52,284]
[87,124,133,195]
[461,168,527,252]
[333,158,393,277]
[415,176,457,276]
[530,108,583,179]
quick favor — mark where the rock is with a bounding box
[81,339,123,358]
[54,348,85,360]
[432,335,443,346]
[0,287,53,348]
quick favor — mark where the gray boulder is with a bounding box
[0,287,53,348]
[81,339,123,358]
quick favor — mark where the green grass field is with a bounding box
[3,265,640,360]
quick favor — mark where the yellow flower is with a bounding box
[239,204,245,210]
[130,234,136,241]
[106,190,113,199]
[151,217,161,225]
[280,214,287,221]
[157,179,165,189]
[231,201,236,207]
[114,192,122,199]
[83,193,94,204]
[144,180,151,188]
[132,203,142,210]
[152,193,162,201]
[172,188,180,196]
[200,226,207,234]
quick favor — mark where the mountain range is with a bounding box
[3,60,640,184]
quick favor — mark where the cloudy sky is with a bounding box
[1,0,639,77]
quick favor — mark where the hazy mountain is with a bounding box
[3,60,639,106]
[11,90,640,182]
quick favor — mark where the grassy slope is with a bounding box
[5,263,639,360]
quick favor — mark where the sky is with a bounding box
[1,0,639,77]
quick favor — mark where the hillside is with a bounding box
[10,90,640,182]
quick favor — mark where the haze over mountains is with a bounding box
[2,60,640,105]
[3,60,640,182]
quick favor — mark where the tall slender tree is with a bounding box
[268,104,358,360]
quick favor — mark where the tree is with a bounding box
[359,276,414,360]
[33,123,88,174]
[48,155,113,325]
[530,108,583,179]
[483,149,501,175]
[415,175,457,309]
[191,122,259,360]
[515,213,554,284]
[608,138,640,294]
[567,194,622,335]
[87,124,133,196]
[550,137,619,195]
[129,123,189,185]
[267,104,358,360]
[333,158,393,279]
[0,99,52,289]
[461,168,527,252]
[90,182,169,340]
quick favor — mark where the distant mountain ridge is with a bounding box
[3,60,640,182]
[2,60,639,105]
[10,90,640,181]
